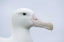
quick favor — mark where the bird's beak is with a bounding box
[31,14,53,31]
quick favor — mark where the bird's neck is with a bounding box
[11,27,33,42]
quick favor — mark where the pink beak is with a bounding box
[32,14,53,31]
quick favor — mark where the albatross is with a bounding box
[0,8,53,42]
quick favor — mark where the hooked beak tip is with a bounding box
[50,23,53,31]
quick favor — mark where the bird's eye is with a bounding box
[23,13,26,16]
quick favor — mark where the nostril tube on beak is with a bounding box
[32,14,37,20]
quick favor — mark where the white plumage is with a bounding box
[0,8,53,42]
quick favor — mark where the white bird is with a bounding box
[0,8,53,42]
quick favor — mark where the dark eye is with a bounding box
[23,13,26,16]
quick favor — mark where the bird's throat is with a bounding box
[11,27,33,42]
